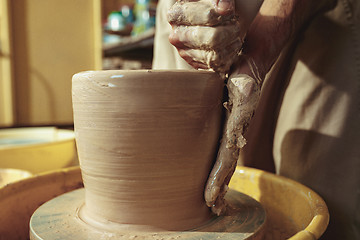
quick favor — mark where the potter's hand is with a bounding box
[167,0,263,215]
[167,0,245,73]
[203,0,336,214]
[205,63,261,215]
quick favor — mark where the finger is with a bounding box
[204,133,238,207]
[169,24,244,51]
[168,0,234,26]
[175,40,242,72]
[178,49,210,69]
[209,161,237,215]
[178,48,214,70]
[177,48,230,72]
[212,0,235,15]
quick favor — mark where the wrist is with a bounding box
[237,0,336,79]
[234,0,264,28]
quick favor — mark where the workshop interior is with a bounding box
[1,0,358,239]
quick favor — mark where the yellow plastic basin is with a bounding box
[229,167,329,239]
[0,127,77,173]
[0,167,83,240]
[0,166,329,239]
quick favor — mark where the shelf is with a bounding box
[103,28,154,57]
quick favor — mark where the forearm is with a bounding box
[239,0,336,80]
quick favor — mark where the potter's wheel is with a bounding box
[29,188,266,240]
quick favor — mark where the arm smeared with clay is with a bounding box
[169,0,336,215]
[204,64,262,215]
[168,0,263,215]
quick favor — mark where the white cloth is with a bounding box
[152,0,191,70]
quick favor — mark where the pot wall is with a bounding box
[72,70,224,231]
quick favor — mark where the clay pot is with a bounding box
[72,70,223,231]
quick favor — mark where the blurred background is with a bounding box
[0,0,157,128]
[0,0,157,177]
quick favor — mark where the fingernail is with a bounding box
[216,0,234,15]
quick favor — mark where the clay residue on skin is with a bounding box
[173,25,243,50]
[168,0,236,26]
[224,75,261,151]
[168,0,246,73]
[205,74,261,215]
[172,23,243,72]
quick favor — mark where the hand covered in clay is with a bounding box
[167,0,246,73]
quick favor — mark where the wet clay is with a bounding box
[29,188,266,240]
[72,70,224,231]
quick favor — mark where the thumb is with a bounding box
[212,0,235,15]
